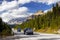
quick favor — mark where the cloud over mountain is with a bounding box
[0,6,32,22]
[0,0,60,23]
[0,1,32,22]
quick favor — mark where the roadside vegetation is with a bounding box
[14,3,60,34]
[0,18,12,37]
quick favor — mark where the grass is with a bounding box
[35,28,59,34]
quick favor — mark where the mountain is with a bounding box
[14,3,60,33]
[33,10,44,15]
[7,10,45,24]
[27,10,45,20]
[8,17,27,24]
[58,1,60,6]
[7,2,60,25]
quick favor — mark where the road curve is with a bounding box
[0,32,60,40]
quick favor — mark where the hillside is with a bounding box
[0,18,12,37]
[14,3,60,33]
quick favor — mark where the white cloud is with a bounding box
[18,0,32,4]
[1,12,14,22]
[0,0,60,22]
[18,0,60,5]
[0,1,17,11]
[0,1,33,22]
[0,7,32,22]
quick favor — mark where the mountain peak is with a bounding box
[34,10,44,16]
[58,1,60,7]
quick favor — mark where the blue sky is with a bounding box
[20,2,53,13]
[0,0,53,12]
[0,0,60,22]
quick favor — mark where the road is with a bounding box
[0,31,60,40]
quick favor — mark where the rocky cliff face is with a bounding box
[34,10,44,16]
[58,1,60,7]
[27,10,44,19]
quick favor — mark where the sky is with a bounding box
[0,0,60,22]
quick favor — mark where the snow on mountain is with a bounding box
[8,17,27,24]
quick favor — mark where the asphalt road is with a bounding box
[0,31,60,40]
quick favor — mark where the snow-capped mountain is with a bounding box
[8,17,27,24]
